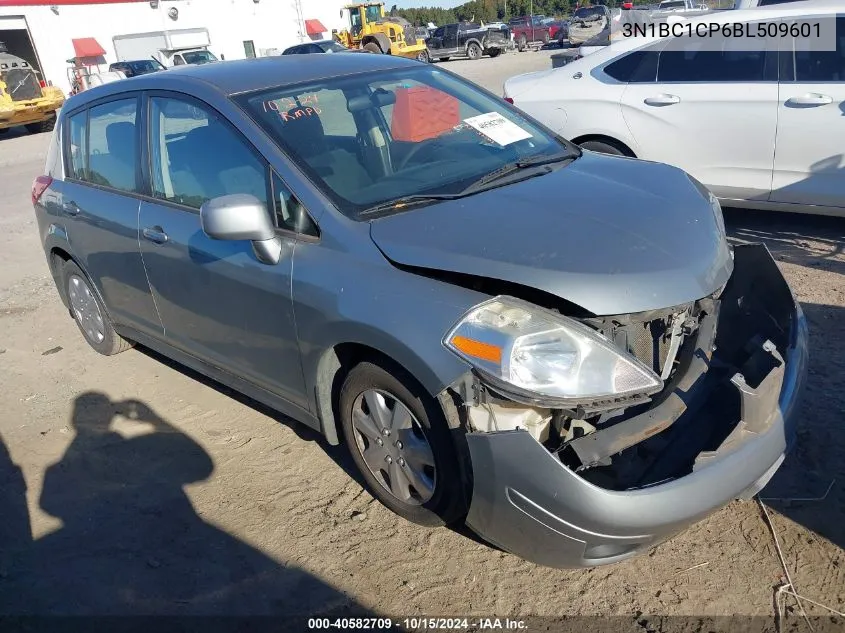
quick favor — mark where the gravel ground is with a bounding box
[0,52,843,628]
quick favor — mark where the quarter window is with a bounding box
[67,111,87,180]
[149,96,268,209]
[604,50,659,82]
[272,172,318,237]
[86,98,139,193]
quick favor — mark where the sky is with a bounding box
[392,0,466,8]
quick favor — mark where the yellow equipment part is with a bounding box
[336,1,429,61]
[0,78,64,132]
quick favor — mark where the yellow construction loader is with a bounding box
[0,42,64,135]
[335,2,430,62]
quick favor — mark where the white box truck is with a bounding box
[113,28,217,67]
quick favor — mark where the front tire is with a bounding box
[416,49,430,63]
[363,42,382,54]
[517,35,528,51]
[339,360,468,527]
[61,260,133,356]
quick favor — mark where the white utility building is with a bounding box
[0,0,347,95]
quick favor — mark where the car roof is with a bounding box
[64,53,420,108]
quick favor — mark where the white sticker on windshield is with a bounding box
[463,112,532,146]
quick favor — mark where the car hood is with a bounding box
[369,152,733,316]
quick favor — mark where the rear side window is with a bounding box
[149,96,267,209]
[658,36,768,82]
[604,50,659,82]
[792,17,845,82]
[86,98,139,193]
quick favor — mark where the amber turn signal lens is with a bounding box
[451,335,502,364]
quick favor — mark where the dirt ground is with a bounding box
[1,50,844,628]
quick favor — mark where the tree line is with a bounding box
[389,0,614,26]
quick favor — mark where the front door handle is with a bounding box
[62,201,80,216]
[644,94,681,106]
[785,93,833,107]
[142,226,169,244]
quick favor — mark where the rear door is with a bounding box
[58,96,162,336]
[137,92,308,409]
[620,31,779,200]
[770,15,845,208]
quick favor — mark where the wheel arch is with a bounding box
[362,33,391,54]
[312,335,467,446]
[570,134,637,157]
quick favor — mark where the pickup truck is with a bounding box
[427,22,510,61]
[508,15,553,51]
[566,5,612,46]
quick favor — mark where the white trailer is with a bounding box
[113,28,216,67]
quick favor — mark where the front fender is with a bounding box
[292,239,487,443]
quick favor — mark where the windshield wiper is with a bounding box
[461,150,580,195]
[359,193,466,217]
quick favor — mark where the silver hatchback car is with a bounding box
[32,54,807,568]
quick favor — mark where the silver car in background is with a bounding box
[32,53,807,568]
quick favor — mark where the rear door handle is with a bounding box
[644,94,681,106]
[785,93,833,107]
[62,201,80,216]
[142,226,169,244]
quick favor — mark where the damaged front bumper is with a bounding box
[461,244,808,568]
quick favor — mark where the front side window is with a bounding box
[86,98,139,193]
[236,65,571,218]
[149,96,267,209]
[792,17,845,82]
[658,35,768,82]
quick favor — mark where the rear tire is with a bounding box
[542,32,550,44]
[579,139,630,156]
[61,260,133,356]
[363,42,382,54]
[339,360,468,527]
[25,117,56,134]
[416,49,430,63]
[466,42,482,60]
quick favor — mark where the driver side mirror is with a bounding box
[200,194,282,265]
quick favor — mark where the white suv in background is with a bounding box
[505,0,845,216]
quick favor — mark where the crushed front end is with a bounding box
[450,244,808,568]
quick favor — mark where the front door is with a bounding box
[770,16,845,208]
[137,93,308,409]
[620,33,779,201]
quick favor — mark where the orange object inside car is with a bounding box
[391,86,460,142]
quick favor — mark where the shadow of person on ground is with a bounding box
[0,431,31,583]
[1,392,374,619]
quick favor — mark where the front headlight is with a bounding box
[444,296,662,405]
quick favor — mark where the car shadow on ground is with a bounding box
[135,347,498,550]
[0,393,379,622]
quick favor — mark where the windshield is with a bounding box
[319,41,348,53]
[236,66,572,218]
[182,50,217,65]
[574,7,605,18]
[365,5,382,22]
[128,60,164,74]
